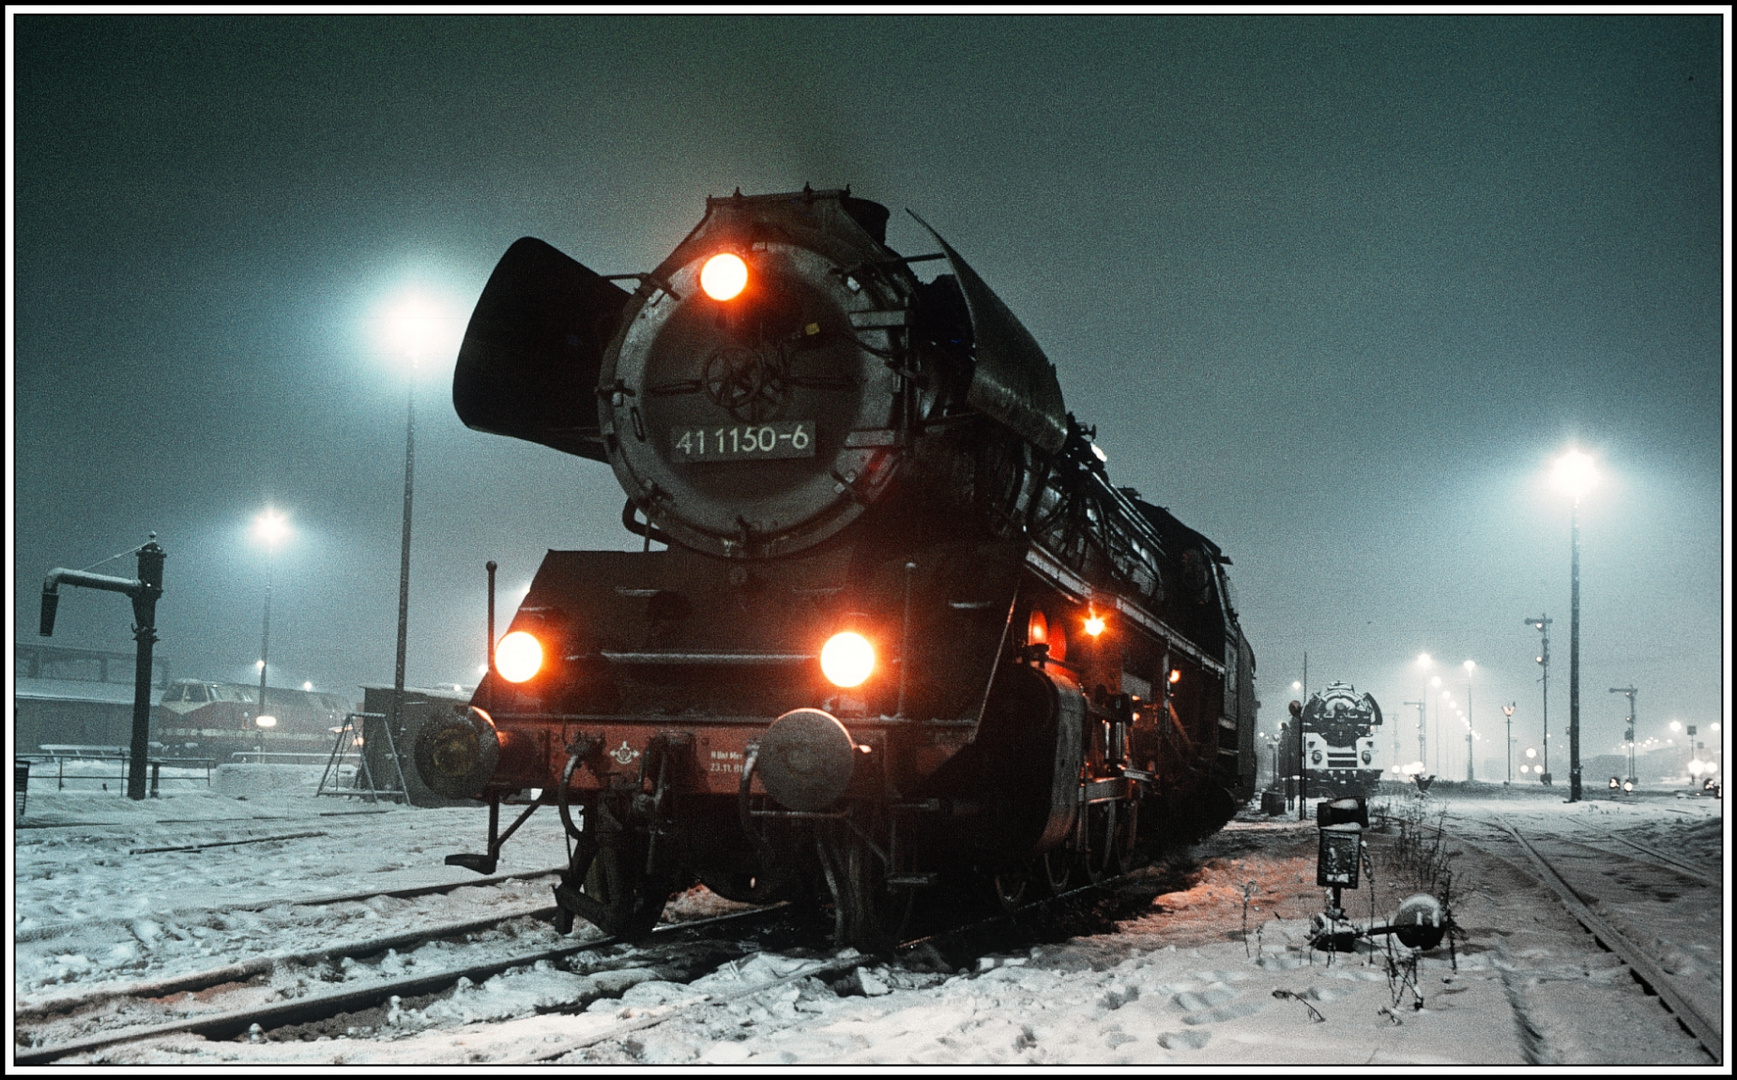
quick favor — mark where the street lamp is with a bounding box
[381,290,451,750]
[1551,448,1598,803]
[1502,702,1516,785]
[251,507,290,760]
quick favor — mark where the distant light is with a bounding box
[700,253,749,301]
[1463,659,1474,673]
[255,715,278,729]
[1430,676,1441,688]
[1669,720,1683,733]
[303,681,313,691]
[1525,747,1537,759]
[1417,653,1432,667]
[1551,448,1599,501]
[256,660,266,672]
[253,507,291,549]
[1291,681,1302,691]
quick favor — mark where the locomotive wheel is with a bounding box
[1082,802,1125,883]
[991,862,1033,913]
[1040,847,1073,894]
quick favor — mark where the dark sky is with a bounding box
[10,14,1727,777]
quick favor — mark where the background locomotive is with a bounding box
[155,679,353,762]
[1280,681,1384,799]
[417,188,1258,950]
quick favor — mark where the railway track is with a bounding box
[1435,816,1722,1064]
[16,858,1154,1065]
[13,904,789,1064]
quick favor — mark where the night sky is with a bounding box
[10,14,1727,778]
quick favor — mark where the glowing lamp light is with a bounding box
[700,252,749,301]
[255,715,278,730]
[1551,448,1599,501]
[1525,747,1537,760]
[1084,612,1106,637]
[303,681,313,691]
[253,507,290,549]
[1168,668,1182,685]
[495,630,544,683]
[821,631,876,688]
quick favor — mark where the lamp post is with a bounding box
[1551,449,1598,803]
[252,508,290,760]
[383,292,447,748]
[1502,702,1516,784]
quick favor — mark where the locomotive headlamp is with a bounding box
[821,631,875,688]
[495,630,544,683]
[700,252,749,301]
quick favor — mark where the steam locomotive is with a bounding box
[1281,681,1383,798]
[418,188,1258,950]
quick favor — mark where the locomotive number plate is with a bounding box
[672,421,816,462]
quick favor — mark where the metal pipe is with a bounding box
[40,538,165,800]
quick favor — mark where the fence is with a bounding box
[17,749,217,795]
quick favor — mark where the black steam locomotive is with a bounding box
[418,188,1258,949]
[1281,681,1384,799]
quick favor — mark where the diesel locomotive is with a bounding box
[417,188,1258,949]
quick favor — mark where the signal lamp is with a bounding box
[1608,776,1620,790]
[495,630,544,683]
[1623,779,1635,792]
[819,632,875,691]
[821,631,875,688]
[700,252,749,301]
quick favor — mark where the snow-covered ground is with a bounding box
[9,764,1726,1066]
